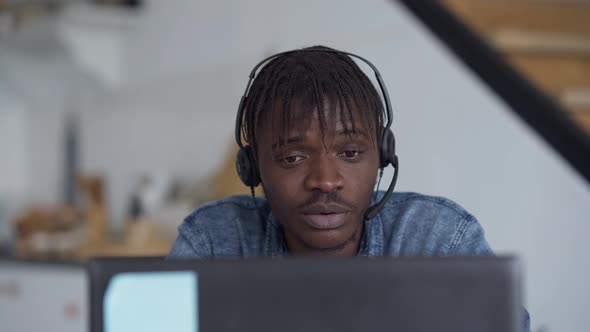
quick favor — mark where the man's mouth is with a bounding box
[301,204,350,230]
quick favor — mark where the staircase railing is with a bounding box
[396,0,590,184]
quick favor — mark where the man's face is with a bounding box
[255,99,379,256]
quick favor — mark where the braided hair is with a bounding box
[241,45,385,159]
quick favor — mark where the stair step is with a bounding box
[507,54,590,95]
[569,110,590,133]
[493,30,590,56]
[561,88,590,110]
[443,0,590,35]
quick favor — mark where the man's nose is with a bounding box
[303,154,344,192]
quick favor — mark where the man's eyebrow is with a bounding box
[271,135,305,149]
[336,128,368,137]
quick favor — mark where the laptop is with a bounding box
[88,256,522,332]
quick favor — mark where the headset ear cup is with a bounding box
[236,146,261,187]
[380,129,396,168]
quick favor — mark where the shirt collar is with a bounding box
[262,206,286,257]
[360,213,385,257]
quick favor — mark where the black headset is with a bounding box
[235,49,399,220]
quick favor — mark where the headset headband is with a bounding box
[235,49,393,150]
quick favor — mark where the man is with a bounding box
[169,46,492,258]
[169,46,529,329]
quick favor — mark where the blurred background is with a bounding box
[0,0,589,331]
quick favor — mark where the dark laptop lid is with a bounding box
[89,256,522,332]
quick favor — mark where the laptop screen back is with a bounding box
[90,257,521,332]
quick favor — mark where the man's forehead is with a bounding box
[267,114,370,136]
[260,97,367,129]
[270,127,369,149]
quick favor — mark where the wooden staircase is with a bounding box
[441,0,590,134]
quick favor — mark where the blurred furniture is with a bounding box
[0,259,87,332]
[13,175,175,261]
[14,206,86,259]
[79,176,108,246]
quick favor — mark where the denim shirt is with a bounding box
[169,191,530,331]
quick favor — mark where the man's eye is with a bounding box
[340,150,361,159]
[283,155,305,164]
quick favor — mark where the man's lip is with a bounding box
[300,204,350,215]
[302,212,349,230]
[300,204,351,230]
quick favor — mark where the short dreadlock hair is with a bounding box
[240,45,385,159]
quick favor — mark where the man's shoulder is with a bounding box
[181,195,265,228]
[180,195,265,237]
[384,192,474,220]
[187,195,260,217]
[174,195,268,257]
[377,192,488,256]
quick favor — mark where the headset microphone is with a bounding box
[365,156,398,220]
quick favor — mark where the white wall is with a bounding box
[0,89,30,240]
[0,1,588,331]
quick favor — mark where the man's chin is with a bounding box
[299,228,359,253]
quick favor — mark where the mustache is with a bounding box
[297,191,356,210]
